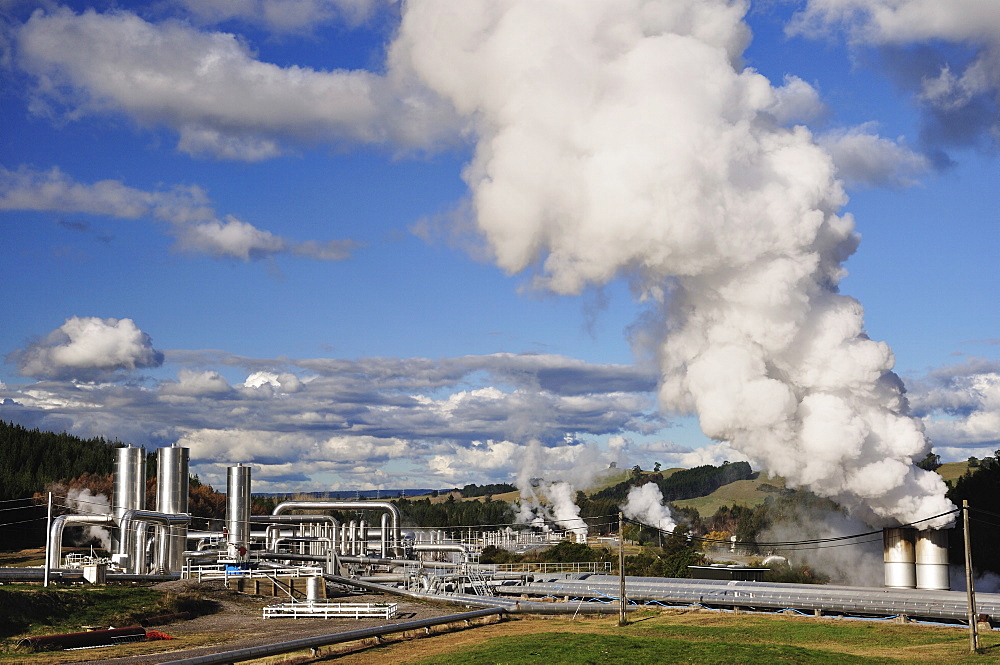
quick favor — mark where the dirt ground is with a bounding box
[2,579,491,665]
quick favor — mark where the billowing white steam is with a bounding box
[65,488,112,549]
[622,483,677,533]
[512,439,589,540]
[395,0,953,527]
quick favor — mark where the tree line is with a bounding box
[0,421,119,502]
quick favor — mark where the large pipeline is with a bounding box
[118,509,191,574]
[47,513,115,570]
[156,607,504,665]
[18,626,146,651]
[250,514,338,552]
[272,501,402,556]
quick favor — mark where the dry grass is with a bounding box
[298,610,1000,665]
[936,461,971,486]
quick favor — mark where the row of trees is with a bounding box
[946,450,1000,575]
[459,482,517,498]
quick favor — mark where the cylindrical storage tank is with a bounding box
[226,465,251,558]
[156,446,189,572]
[113,446,145,553]
[113,446,146,521]
[915,528,950,590]
[883,527,917,589]
[306,575,323,602]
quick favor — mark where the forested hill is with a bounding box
[592,461,754,503]
[0,421,121,501]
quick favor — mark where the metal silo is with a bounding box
[915,528,950,590]
[113,446,146,521]
[226,464,251,562]
[156,446,189,572]
[883,527,917,589]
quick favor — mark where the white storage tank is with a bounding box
[883,527,917,589]
[915,528,950,590]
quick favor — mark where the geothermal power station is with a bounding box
[0,442,990,636]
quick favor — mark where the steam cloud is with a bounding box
[622,483,677,534]
[64,487,112,550]
[511,439,593,540]
[393,0,953,527]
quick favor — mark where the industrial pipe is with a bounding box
[47,514,115,570]
[413,543,469,563]
[118,510,191,574]
[156,607,504,665]
[272,501,403,555]
[250,514,338,552]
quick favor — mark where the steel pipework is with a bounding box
[118,509,191,574]
[250,514,338,552]
[47,514,115,570]
[272,501,402,556]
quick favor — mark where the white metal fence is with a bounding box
[263,602,399,620]
[182,563,323,581]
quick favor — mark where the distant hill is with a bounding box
[592,461,754,503]
[671,474,787,516]
[936,460,971,486]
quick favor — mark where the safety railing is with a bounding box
[182,563,323,581]
[485,561,611,575]
[263,602,398,620]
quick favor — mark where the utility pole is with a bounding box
[618,511,628,626]
[43,492,52,588]
[963,500,979,653]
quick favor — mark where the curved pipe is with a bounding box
[272,501,402,556]
[47,514,114,570]
[414,543,469,563]
[118,510,191,574]
[251,515,338,553]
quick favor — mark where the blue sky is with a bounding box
[0,1,997,522]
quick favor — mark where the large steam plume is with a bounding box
[395,0,953,527]
[622,483,677,533]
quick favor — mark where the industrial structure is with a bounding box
[31,445,999,628]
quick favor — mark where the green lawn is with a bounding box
[406,612,998,665]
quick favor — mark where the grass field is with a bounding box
[937,461,971,487]
[670,473,786,516]
[327,611,1000,665]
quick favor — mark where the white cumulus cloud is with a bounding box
[9,316,163,380]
